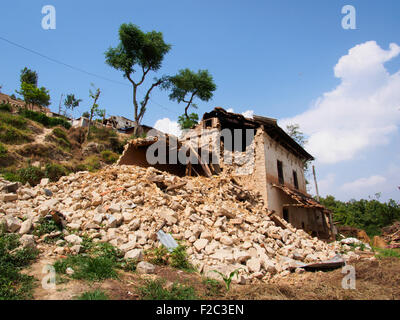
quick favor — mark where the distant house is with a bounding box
[71,117,90,128]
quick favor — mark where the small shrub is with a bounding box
[76,289,109,300]
[109,136,125,154]
[83,155,101,172]
[0,143,7,157]
[0,103,12,112]
[101,150,119,164]
[0,111,27,129]
[44,163,68,182]
[139,279,198,300]
[146,245,169,266]
[33,217,62,237]
[170,245,195,272]
[13,166,45,186]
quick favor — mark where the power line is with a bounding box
[0,35,179,115]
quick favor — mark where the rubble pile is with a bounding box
[382,221,400,248]
[0,165,356,283]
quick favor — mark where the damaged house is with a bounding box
[118,107,335,240]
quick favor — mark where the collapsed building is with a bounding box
[118,107,336,240]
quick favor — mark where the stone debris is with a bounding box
[0,165,364,283]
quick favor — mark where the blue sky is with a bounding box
[0,0,399,202]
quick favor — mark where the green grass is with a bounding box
[139,279,198,300]
[374,247,400,259]
[53,240,125,282]
[76,289,109,300]
[202,278,224,296]
[170,245,196,272]
[32,217,63,241]
[83,155,101,172]
[100,150,119,164]
[18,109,71,130]
[145,245,169,266]
[0,233,39,300]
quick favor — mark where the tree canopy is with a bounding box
[18,82,50,110]
[20,67,38,87]
[167,69,216,119]
[105,23,171,132]
[178,113,199,130]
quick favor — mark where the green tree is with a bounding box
[178,113,199,130]
[167,69,216,120]
[17,82,50,111]
[105,23,171,135]
[64,94,82,117]
[20,67,38,87]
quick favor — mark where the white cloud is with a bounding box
[280,41,400,164]
[341,175,386,191]
[153,118,182,137]
[242,110,254,119]
[226,108,254,119]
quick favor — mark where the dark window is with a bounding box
[277,160,284,184]
[204,119,213,128]
[293,170,299,189]
[283,208,289,222]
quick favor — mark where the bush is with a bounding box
[101,150,119,164]
[83,155,101,172]
[0,111,27,129]
[16,166,44,186]
[33,216,62,238]
[170,245,195,272]
[19,109,71,130]
[0,103,12,113]
[44,163,68,182]
[109,136,125,154]
[0,124,32,145]
[139,279,198,300]
[0,143,7,157]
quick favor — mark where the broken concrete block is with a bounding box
[194,238,209,252]
[136,261,155,274]
[19,219,32,235]
[1,193,18,202]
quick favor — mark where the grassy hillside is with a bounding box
[0,103,126,186]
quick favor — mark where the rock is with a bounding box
[124,249,143,260]
[20,234,36,249]
[136,261,155,274]
[6,216,21,233]
[246,258,261,273]
[220,235,233,246]
[194,239,209,252]
[295,267,305,274]
[2,182,20,193]
[19,219,32,235]
[44,189,53,197]
[64,234,83,245]
[54,247,65,255]
[70,245,82,254]
[40,178,50,186]
[233,250,251,263]
[119,241,137,253]
[66,267,75,275]
[109,203,121,213]
[1,193,18,202]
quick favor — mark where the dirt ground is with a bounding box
[23,256,400,300]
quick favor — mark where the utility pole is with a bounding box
[312,165,320,202]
